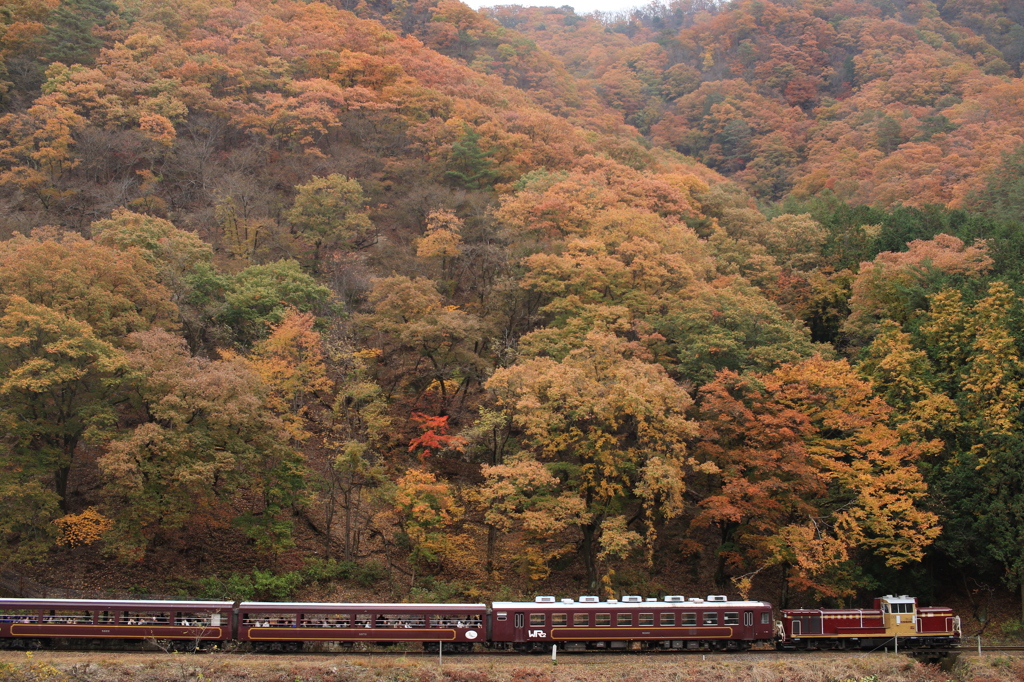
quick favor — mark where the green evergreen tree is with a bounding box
[42,0,119,66]
[969,144,1024,225]
[445,124,496,190]
[876,115,904,155]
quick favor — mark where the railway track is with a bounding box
[1,642,1015,656]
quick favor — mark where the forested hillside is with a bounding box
[1,0,1023,617]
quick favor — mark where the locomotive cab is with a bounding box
[877,595,917,636]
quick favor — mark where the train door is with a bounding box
[514,612,526,643]
[743,611,755,640]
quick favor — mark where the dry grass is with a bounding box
[2,650,1023,682]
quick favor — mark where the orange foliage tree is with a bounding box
[693,356,940,603]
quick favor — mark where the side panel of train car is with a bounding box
[490,596,775,652]
[236,602,487,652]
[0,598,234,649]
[779,595,960,650]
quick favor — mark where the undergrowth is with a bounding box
[188,557,387,601]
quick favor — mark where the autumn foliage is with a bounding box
[54,507,114,547]
[1,0,1023,613]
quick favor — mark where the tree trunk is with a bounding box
[714,522,736,589]
[312,239,323,274]
[780,563,790,610]
[322,489,334,559]
[582,521,599,593]
[486,525,497,575]
[55,437,79,513]
[55,466,71,513]
[343,486,353,562]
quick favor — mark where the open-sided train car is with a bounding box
[489,595,775,652]
[236,601,487,652]
[0,598,234,650]
[778,595,961,650]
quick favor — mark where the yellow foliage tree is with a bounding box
[54,507,113,547]
[242,310,333,443]
[487,330,701,589]
[392,468,464,576]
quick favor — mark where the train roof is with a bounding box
[782,607,881,614]
[493,596,772,609]
[238,602,487,611]
[0,598,233,609]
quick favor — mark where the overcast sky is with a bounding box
[463,0,636,15]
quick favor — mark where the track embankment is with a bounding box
[2,649,1023,681]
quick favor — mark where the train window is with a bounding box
[617,613,632,626]
[744,612,753,626]
[378,614,426,628]
[355,614,372,628]
[724,612,739,625]
[638,613,654,626]
[595,613,610,626]
[243,613,291,627]
[123,611,171,625]
[44,610,94,624]
[496,612,507,622]
[552,613,567,626]
[703,612,718,625]
[306,613,348,627]
[431,614,466,627]
[761,612,770,625]
[0,609,38,624]
[681,613,696,626]
[530,614,545,627]
[443,613,480,628]
[660,613,675,626]
[573,613,589,627]
[891,603,913,614]
[99,611,114,625]
[175,612,212,626]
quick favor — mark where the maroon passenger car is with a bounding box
[236,601,487,652]
[489,595,775,652]
[779,595,961,650]
[0,598,233,649]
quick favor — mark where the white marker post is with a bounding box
[439,641,443,666]
[552,644,557,665]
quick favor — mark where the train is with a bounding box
[0,594,960,653]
